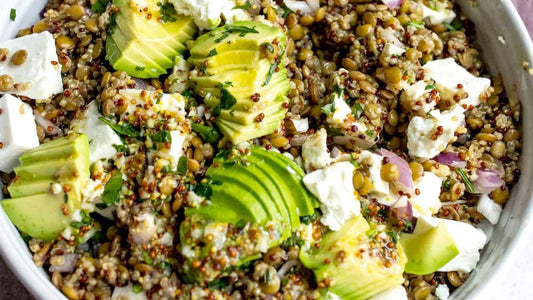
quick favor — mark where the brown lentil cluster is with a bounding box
[0,0,522,299]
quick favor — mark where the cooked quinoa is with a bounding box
[0,0,522,299]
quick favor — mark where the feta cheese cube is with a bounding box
[369,285,408,300]
[435,284,450,300]
[421,3,456,25]
[401,80,438,115]
[130,212,157,245]
[303,162,360,231]
[327,93,354,126]
[72,101,122,163]
[407,105,465,159]
[0,94,39,172]
[358,150,390,197]
[381,43,406,59]
[477,193,502,224]
[112,284,148,300]
[423,58,491,107]
[170,0,234,29]
[151,129,189,168]
[410,172,443,217]
[416,216,487,273]
[0,32,63,99]
[302,128,332,172]
[119,89,187,123]
[291,118,309,132]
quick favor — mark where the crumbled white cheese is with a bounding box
[0,94,39,172]
[369,285,408,300]
[416,216,487,273]
[410,172,443,217]
[358,150,390,197]
[170,0,236,29]
[407,105,465,159]
[302,128,332,172]
[111,284,148,300]
[423,58,491,107]
[166,56,190,93]
[477,193,502,224]
[130,213,157,245]
[303,162,360,231]
[381,43,406,58]
[327,93,353,126]
[0,32,63,99]
[72,101,122,163]
[119,89,187,122]
[421,2,456,25]
[204,222,228,251]
[291,118,309,132]
[153,129,188,168]
[435,284,450,300]
[402,80,438,115]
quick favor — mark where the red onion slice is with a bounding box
[49,254,79,273]
[290,135,307,147]
[284,0,319,15]
[377,148,414,190]
[473,169,504,194]
[33,110,63,136]
[381,0,404,9]
[434,152,467,168]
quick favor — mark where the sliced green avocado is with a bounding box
[400,221,459,275]
[219,99,286,125]
[217,108,287,144]
[189,21,286,58]
[1,193,71,241]
[189,50,260,72]
[3,134,91,241]
[106,0,197,78]
[300,216,407,300]
[184,190,256,224]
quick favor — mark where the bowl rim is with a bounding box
[0,1,532,299]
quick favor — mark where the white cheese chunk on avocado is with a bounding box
[407,105,465,159]
[477,193,502,224]
[303,162,360,231]
[368,285,408,300]
[302,128,332,172]
[421,2,456,25]
[416,216,487,273]
[0,94,39,172]
[170,0,235,29]
[358,150,390,197]
[410,172,442,217]
[423,58,491,107]
[0,32,62,99]
[72,101,122,163]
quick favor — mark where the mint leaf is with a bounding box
[102,171,123,206]
[99,117,140,137]
[220,88,237,109]
[177,156,188,175]
[9,9,16,21]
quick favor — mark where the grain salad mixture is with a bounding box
[0,0,522,299]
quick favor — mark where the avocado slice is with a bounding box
[184,192,252,224]
[400,221,459,275]
[217,108,287,144]
[106,0,197,78]
[3,134,91,241]
[1,193,71,241]
[300,216,407,299]
[219,99,286,125]
[189,50,260,73]
[189,21,286,58]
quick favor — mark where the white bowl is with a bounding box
[0,0,532,299]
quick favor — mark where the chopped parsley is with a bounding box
[191,123,222,144]
[352,102,364,118]
[157,1,178,23]
[206,48,218,57]
[91,0,110,13]
[455,168,474,193]
[177,156,188,175]
[102,171,124,206]
[142,250,153,265]
[99,117,141,137]
[333,85,344,97]
[150,130,172,143]
[321,101,336,115]
[262,42,275,53]
[70,211,93,229]
[365,130,375,137]
[232,1,252,10]
[280,5,293,18]
[387,230,399,243]
[445,20,463,31]
[404,21,425,29]
[300,210,320,225]
[132,283,143,294]
[207,278,230,290]
[425,84,436,90]
[215,25,259,43]
[263,57,281,86]
[442,178,452,190]
[195,182,213,199]
[9,9,16,21]
[220,88,237,109]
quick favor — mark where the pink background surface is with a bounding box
[0,1,531,299]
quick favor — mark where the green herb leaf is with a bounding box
[333,85,344,97]
[263,58,280,86]
[350,159,360,169]
[425,84,436,90]
[445,20,463,31]
[99,117,140,137]
[262,42,274,53]
[300,210,320,225]
[206,48,218,57]
[365,130,375,137]
[442,178,451,190]
[326,127,343,136]
[352,102,364,118]
[195,183,213,199]
[150,130,172,143]
[102,171,123,206]
[321,98,336,116]
[233,1,252,10]
[91,0,109,13]
[387,230,399,244]
[220,88,237,109]
[132,283,143,294]
[157,1,178,23]
[142,250,153,265]
[208,278,230,290]
[455,168,474,193]
[215,25,258,43]
[177,156,188,175]
[161,164,171,173]
[9,9,16,21]
[234,219,248,229]
[404,21,425,29]
[191,123,222,144]
[280,5,293,18]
